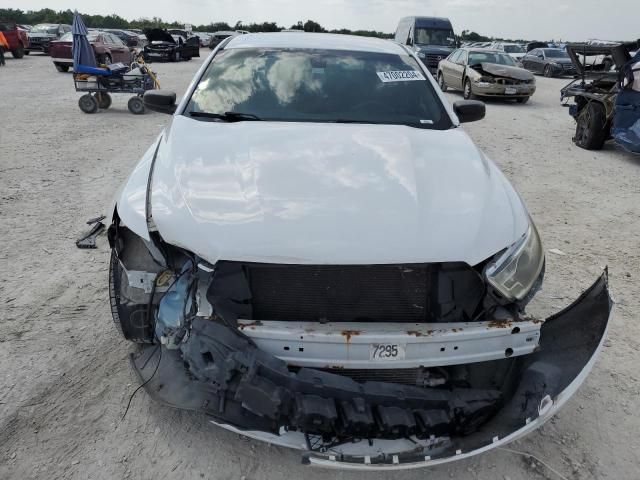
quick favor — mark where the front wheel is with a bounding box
[543,65,554,78]
[11,44,25,58]
[128,96,145,115]
[437,72,448,92]
[574,101,607,150]
[78,94,98,114]
[463,78,475,100]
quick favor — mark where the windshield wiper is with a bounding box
[188,111,262,122]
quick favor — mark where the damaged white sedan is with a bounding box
[108,32,612,469]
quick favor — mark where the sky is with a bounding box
[3,0,638,42]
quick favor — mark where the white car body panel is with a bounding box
[147,115,529,266]
[238,319,542,369]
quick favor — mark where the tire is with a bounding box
[11,43,25,59]
[97,53,112,66]
[574,101,607,150]
[543,65,554,78]
[109,250,155,343]
[128,96,145,115]
[463,78,474,99]
[94,92,112,109]
[437,72,448,92]
[516,97,530,104]
[54,63,69,72]
[78,94,98,114]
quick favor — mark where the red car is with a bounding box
[0,21,29,58]
[49,31,134,72]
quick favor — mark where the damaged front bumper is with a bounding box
[130,272,612,469]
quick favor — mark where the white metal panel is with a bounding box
[150,116,529,266]
[237,319,541,369]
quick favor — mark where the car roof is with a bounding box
[225,32,407,55]
[462,48,503,53]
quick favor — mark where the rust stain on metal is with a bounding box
[487,319,513,329]
[341,330,361,343]
[239,320,263,330]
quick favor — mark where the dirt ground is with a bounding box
[1,50,638,480]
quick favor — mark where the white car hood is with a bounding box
[145,115,528,266]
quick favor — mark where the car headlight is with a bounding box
[417,52,426,59]
[474,76,496,85]
[485,222,545,301]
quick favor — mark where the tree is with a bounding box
[303,20,324,32]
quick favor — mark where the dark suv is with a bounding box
[27,23,70,54]
[395,16,457,74]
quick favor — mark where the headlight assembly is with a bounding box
[474,76,496,84]
[485,222,545,301]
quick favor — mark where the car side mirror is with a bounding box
[453,100,485,123]
[143,90,177,114]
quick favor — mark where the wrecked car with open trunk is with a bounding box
[108,32,612,469]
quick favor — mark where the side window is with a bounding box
[458,51,468,65]
[449,50,461,64]
[104,34,115,45]
[111,35,125,46]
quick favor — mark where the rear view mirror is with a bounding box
[453,100,485,123]
[143,90,177,114]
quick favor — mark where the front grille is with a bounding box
[425,54,445,68]
[495,78,520,85]
[246,264,432,323]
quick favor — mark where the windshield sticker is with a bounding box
[377,70,426,83]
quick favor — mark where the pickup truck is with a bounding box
[0,21,29,58]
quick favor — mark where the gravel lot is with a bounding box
[1,50,639,480]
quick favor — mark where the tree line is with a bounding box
[0,8,393,38]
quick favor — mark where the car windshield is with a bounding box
[414,28,456,47]
[503,45,525,53]
[31,24,58,34]
[543,49,569,58]
[186,48,450,129]
[468,51,517,66]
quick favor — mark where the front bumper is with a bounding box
[27,41,51,53]
[143,48,175,62]
[131,272,611,469]
[473,83,536,98]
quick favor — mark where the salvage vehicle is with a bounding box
[525,41,549,52]
[26,23,70,54]
[108,32,612,469]
[522,48,577,77]
[561,41,640,150]
[437,48,536,103]
[208,30,242,49]
[49,32,134,72]
[0,20,29,58]
[103,29,144,49]
[490,42,526,64]
[395,16,457,74]
[143,28,200,62]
